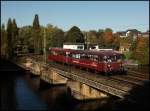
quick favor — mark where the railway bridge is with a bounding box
[15,55,149,100]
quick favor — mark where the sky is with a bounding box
[1,1,149,32]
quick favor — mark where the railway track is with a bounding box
[128,70,149,80]
[123,74,148,81]
[127,72,149,80]
[110,75,147,86]
[127,67,149,74]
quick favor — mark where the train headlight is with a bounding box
[107,64,112,71]
[107,64,111,67]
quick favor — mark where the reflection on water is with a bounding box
[15,76,47,110]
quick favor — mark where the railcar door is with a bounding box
[65,51,71,64]
[97,55,103,72]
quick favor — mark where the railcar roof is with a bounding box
[49,48,123,56]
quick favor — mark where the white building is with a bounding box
[63,43,84,50]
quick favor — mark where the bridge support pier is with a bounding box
[40,69,68,84]
[67,79,108,100]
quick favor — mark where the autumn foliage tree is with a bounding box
[103,28,114,44]
[130,36,149,65]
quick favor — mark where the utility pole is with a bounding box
[43,28,46,63]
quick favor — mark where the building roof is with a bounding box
[117,29,141,36]
[126,29,141,34]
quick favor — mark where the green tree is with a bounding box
[1,24,8,59]
[65,26,84,43]
[12,19,18,53]
[97,29,105,48]
[105,28,113,33]
[86,30,98,44]
[7,18,13,59]
[32,14,42,53]
[45,24,57,49]
[51,29,64,47]
[18,26,33,52]
[45,24,64,49]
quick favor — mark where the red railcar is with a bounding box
[48,48,126,75]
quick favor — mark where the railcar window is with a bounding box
[80,53,85,59]
[103,56,107,62]
[72,54,80,59]
[109,56,115,62]
[77,46,83,50]
[88,55,93,61]
[83,54,89,59]
[51,51,58,56]
[116,55,122,62]
[99,56,103,62]
[76,54,80,59]
[66,52,71,57]
[72,54,76,58]
[93,55,98,62]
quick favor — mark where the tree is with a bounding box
[112,33,120,50]
[7,18,13,59]
[105,28,113,33]
[12,19,18,52]
[33,14,40,30]
[65,26,84,43]
[130,37,149,65]
[32,14,42,53]
[18,26,33,53]
[1,24,8,59]
[97,29,105,47]
[51,29,64,47]
[103,28,114,44]
[102,28,114,48]
[86,30,98,44]
[45,24,64,49]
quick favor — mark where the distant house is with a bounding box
[63,43,84,50]
[117,29,141,40]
